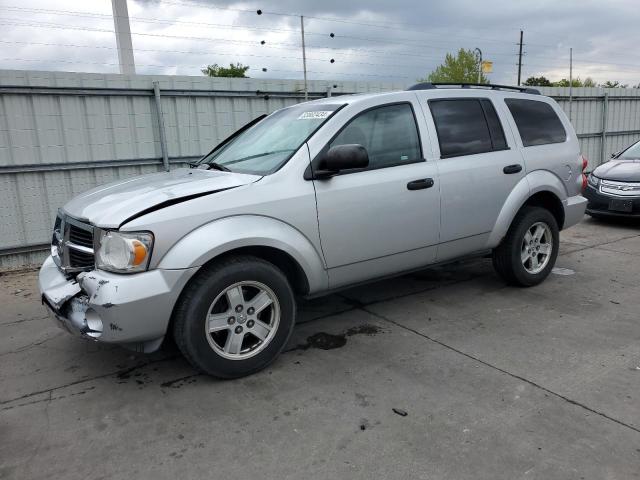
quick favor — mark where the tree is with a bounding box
[601,80,628,88]
[523,76,552,86]
[552,78,585,87]
[420,49,488,84]
[201,63,250,78]
[582,77,597,87]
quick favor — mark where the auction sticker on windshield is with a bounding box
[298,111,333,120]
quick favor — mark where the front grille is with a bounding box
[52,213,96,273]
[68,248,94,268]
[600,179,640,197]
[69,224,94,248]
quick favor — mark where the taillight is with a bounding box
[581,155,589,171]
[581,155,588,191]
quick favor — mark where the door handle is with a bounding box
[407,178,434,190]
[503,164,522,174]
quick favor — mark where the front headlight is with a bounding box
[95,230,154,273]
[587,173,600,188]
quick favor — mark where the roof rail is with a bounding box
[407,82,540,95]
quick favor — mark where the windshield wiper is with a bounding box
[195,161,231,172]
[224,149,295,166]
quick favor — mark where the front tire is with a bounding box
[492,206,559,287]
[172,255,296,378]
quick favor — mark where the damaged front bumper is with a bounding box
[38,256,198,352]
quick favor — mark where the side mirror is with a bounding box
[315,144,369,179]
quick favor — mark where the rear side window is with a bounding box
[429,99,507,158]
[505,99,567,147]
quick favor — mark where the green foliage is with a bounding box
[553,78,582,87]
[420,49,488,84]
[527,75,626,88]
[601,80,628,88]
[201,63,250,78]
[523,76,552,87]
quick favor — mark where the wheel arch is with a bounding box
[157,215,328,295]
[488,171,567,248]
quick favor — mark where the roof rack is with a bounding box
[407,82,540,95]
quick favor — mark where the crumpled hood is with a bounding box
[593,159,640,182]
[63,168,260,228]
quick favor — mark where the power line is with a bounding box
[0,3,544,48]
[154,0,525,38]
[0,18,520,63]
[0,40,468,71]
[0,57,413,79]
[0,5,330,37]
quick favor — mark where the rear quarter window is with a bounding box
[505,98,567,147]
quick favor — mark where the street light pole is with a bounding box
[300,15,308,100]
[474,48,482,84]
[569,47,573,122]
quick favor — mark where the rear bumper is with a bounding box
[584,184,640,217]
[39,256,198,352]
[562,194,588,229]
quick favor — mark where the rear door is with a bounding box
[420,96,525,258]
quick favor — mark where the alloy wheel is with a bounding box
[205,281,280,360]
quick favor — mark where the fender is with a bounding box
[487,170,567,247]
[157,215,329,293]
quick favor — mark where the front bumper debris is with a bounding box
[38,256,198,352]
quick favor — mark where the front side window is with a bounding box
[505,98,567,147]
[200,103,343,175]
[329,103,422,169]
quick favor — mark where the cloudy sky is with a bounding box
[1,0,639,86]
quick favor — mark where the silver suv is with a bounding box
[39,83,588,378]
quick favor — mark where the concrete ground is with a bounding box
[1,216,639,480]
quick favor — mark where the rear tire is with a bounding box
[492,206,559,287]
[172,255,296,378]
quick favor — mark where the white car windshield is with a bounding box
[200,104,343,175]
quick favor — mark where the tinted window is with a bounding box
[505,98,567,147]
[429,99,494,157]
[480,99,508,150]
[330,103,421,169]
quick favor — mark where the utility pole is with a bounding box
[569,47,573,122]
[300,15,308,100]
[517,30,523,86]
[111,0,136,75]
[474,48,482,84]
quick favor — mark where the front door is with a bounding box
[311,101,440,288]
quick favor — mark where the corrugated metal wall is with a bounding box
[540,86,640,169]
[1,70,639,270]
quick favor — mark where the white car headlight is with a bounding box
[95,230,154,273]
[587,173,600,188]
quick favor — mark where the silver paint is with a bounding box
[39,88,587,352]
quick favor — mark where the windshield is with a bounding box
[619,140,640,160]
[200,103,343,175]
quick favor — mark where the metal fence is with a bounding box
[1,70,639,269]
[541,86,640,169]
